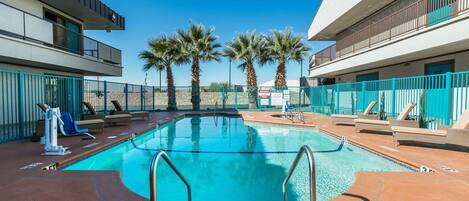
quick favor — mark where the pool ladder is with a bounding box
[150,151,192,201]
[149,146,316,201]
[282,145,316,201]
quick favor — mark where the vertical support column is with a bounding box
[103,81,108,114]
[445,72,452,125]
[152,86,155,112]
[141,85,144,111]
[391,78,396,117]
[335,84,340,114]
[361,81,366,112]
[125,83,129,111]
[18,72,25,138]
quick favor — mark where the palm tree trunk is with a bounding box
[275,58,287,87]
[166,65,177,111]
[246,61,258,109]
[191,57,201,111]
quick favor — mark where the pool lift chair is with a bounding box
[41,106,96,156]
[41,107,71,156]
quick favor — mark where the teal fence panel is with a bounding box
[143,86,154,111]
[106,82,126,112]
[0,71,20,142]
[308,72,469,129]
[126,84,141,111]
[83,79,105,114]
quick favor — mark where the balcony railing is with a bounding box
[0,2,122,65]
[310,0,469,68]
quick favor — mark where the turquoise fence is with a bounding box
[2,69,469,143]
[310,71,469,130]
[0,70,311,143]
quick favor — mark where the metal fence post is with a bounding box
[18,72,25,139]
[321,85,325,114]
[310,87,313,112]
[125,83,129,111]
[152,86,155,112]
[391,78,396,117]
[361,81,366,111]
[104,80,108,114]
[336,84,340,114]
[445,72,452,125]
[235,88,238,110]
[141,85,144,111]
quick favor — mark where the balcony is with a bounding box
[0,2,122,66]
[310,0,469,69]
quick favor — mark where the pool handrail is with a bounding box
[150,151,192,201]
[282,145,316,201]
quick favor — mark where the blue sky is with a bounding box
[85,0,333,86]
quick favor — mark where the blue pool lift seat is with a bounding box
[59,112,96,140]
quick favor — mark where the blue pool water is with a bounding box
[65,116,411,201]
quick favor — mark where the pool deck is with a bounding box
[0,111,468,200]
[240,112,469,201]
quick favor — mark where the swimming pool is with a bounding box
[64,115,411,201]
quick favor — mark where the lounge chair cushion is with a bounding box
[396,103,416,120]
[392,126,447,136]
[354,119,389,125]
[130,111,149,115]
[331,114,357,119]
[105,114,132,119]
[452,108,469,129]
[76,119,105,125]
[363,101,377,115]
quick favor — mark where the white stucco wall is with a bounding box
[1,0,83,25]
[308,0,361,40]
[335,51,469,83]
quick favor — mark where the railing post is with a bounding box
[310,87,314,112]
[18,72,25,139]
[361,81,366,112]
[141,85,144,111]
[321,85,325,114]
[72,77,77,119]
[125,83,129,111]
[391,78,396,117]
[235,88,238,110]
[336,84,340,114]
[104,80,108,114]
[445,72,452,125]
[152,86,155,112]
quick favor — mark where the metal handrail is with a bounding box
[150,151,192,201]
[282,145,316,201]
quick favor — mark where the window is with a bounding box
[43,9,82,54]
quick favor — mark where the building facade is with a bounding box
[308,0,469,84]
[0,0,125,142]
[0,0,125,77]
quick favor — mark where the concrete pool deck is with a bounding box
[0,111,468,200]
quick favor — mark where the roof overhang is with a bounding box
[40,0,125,30]
[308,0,394,40]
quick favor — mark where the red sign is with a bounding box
[258,89,271,99]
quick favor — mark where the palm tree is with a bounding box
[224,32,265,109]
[177,22,221,111]
[139,35,185,111]
[264,29,310,87]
